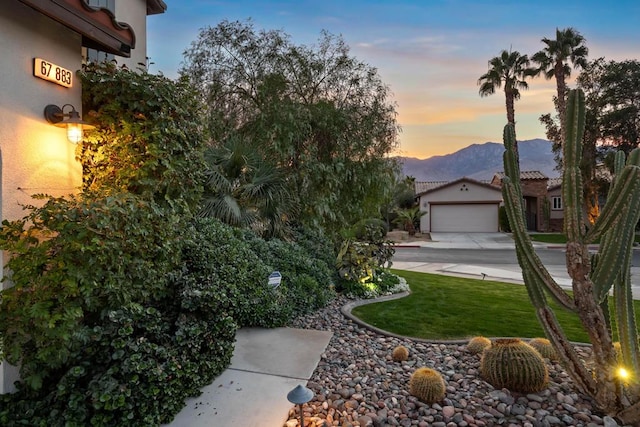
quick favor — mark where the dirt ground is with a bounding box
[385,230,431,243]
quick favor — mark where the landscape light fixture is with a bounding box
[44,104,94,144]
[287,384,313,427]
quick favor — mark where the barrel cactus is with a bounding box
[529,338,557,361]
[467,336,492,355]
[409,367,446,403]
[480,338,548,393]
[392,345,409,362]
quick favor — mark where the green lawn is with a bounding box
[352,270,608,343]
[529,233,567,244]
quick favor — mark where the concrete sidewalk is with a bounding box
[165,327,333,427]
[392,261,640,299]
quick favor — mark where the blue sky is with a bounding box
[148,0,639,159]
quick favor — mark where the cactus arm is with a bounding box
[615,268,640,376]
[503,178,575,310]
[591,166,640,300]
[562,89,586,243]
[587,165,640,244]
[502,130,576,311]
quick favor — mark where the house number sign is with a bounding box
[33,58,72,88]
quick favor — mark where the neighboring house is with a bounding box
[416,177,503,233]
[491,170,549,232]
[1,0,166,395]
[547,178,563,232]
[415,171,558,233]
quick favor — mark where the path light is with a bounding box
[287,384,313,427]
[44,104,94,144]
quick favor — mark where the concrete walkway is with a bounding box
[165,327,332,427]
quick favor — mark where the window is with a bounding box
[552,196,562,210]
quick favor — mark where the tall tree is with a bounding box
[532,27,589,141]
[180,20,400,237]
[596,59,640,154]
[478,49,536,160]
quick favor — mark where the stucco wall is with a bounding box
[548,187,563,220]
[418,181,502,232]
[0,0,84,394]
[115,0,149,70]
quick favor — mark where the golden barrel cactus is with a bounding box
[467,336,492,355]
[529,338,557,361]
[392,345,409,362]
[409,367,446,403]
[480,338,548,393]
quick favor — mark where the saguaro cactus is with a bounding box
[501,88,640,424]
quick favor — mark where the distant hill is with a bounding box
[398,139,559,182]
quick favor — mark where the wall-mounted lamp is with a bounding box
[44,104,94,144]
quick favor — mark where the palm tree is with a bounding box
[532,27,589,141]
[478,49,536,159]
[200,135,294,238]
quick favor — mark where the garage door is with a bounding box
[431,203,499,232]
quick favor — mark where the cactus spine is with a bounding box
[480,338,548,393]
[409,367,446,403]
[501,88,640,423]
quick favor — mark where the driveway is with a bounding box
[425,232,522,249]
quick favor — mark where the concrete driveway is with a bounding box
[425,232,540,249]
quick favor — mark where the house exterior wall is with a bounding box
[547,186,563,231]
[114,0,149,69]
[521,179,548,231]
[418,181,502,232]
[1,0,86,393]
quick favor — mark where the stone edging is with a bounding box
[340,291,470,345]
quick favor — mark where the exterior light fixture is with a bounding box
[287,384,313,427]
[44,104,94,144]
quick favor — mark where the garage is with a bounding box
[416,178,503,233]
[430,203,500,232]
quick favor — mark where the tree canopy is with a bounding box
[478,49,536,161]
[532,27,589,139]
[180,20,401,237]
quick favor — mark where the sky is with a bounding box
[147,0,639,159]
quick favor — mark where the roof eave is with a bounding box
[146,0,167,15]
[18,0,135,57]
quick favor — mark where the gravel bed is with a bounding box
[284,296,625,427]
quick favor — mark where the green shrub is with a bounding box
[353,218,388,242]
[290,225,337,281]
[185,218,291,327]
[0,196,238,426]
[238,230,335,313]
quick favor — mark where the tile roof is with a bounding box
[493,170,549,181]
[414,181,449,194]
[547,177,562,189]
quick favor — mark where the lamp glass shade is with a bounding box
[66,123,83,144]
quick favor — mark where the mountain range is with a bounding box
[398,139,559,182]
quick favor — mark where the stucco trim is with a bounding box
[17,0,136,57]
[415,177,501,198]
